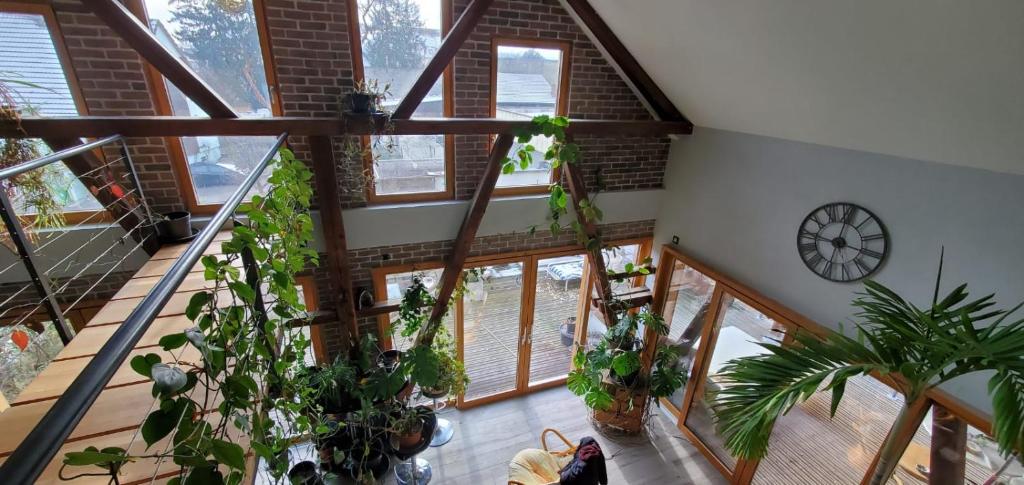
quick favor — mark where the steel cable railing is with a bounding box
[0,132,287,484]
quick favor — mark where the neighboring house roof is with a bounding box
[0,12,78,117]
[495,73,557,106]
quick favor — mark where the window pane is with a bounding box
[0,12,100,213]
[661,260,717,410]
[529,254,584,385]
[383,268,453,352]
[141,0,276,205]
[358,0,448,196]
[494,45,564,188]
[685,294,786,471]
[752,375,906,484]
[586,244,641,341]
[371,135,446,195]
[889,408,1024,484]
[462,262,523,401]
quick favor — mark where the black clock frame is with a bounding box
[797,202,888,283]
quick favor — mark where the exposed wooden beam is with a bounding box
[562,159,618,328]
[560,0,691,126]
[2,117,693,139]
[308,136,359,346]
[391,0,494,119]
[415,134,515,348]
[86,0,238,118]
[43,138,158,255]
[592,287,652,310]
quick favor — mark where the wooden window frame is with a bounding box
[650,244,1006,484]
[0,2,110,224]
[125,0,283,215]
[489,36,572,197]
[369,237,651,409]
[348,0,455,204]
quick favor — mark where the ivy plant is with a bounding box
[61,148,324,484]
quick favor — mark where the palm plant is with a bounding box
[712,256,1024,484]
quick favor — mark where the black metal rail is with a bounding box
[0,133,288,483]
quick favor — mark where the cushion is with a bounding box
[508,448,573,485]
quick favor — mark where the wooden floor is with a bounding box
[0,232,234,484]
[392,386,726,485]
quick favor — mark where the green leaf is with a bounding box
[150,364,188,397]
[502,162,515,174]
[185,465,224,485]
[228,281,256,303]
[63,449,126,467]
[610,351,641,377]
[130,353,161,378]
[210,439,247,471]
[141,398,192,448]
[185,291,211,320]
[158,333,188,351]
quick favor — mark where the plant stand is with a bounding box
[395,455,432,485]
[428,394,454,447]
[591,380,650,434]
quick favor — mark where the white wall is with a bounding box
[654,127,1024,414]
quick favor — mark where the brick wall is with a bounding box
[450,0,671,199]
[311,219,655,357]
[51,1,184,214]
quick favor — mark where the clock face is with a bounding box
[798,202,888,282]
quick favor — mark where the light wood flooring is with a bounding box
[383,386,726,485]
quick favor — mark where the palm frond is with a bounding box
[712,331,891,460]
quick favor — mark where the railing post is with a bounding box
[0,191,75,344]
[118,139,159,254]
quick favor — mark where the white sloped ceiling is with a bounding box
[588,0,1024,175]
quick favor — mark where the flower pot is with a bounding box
[344,93,374,114]
[421,386,448,400]
[560,317,576,347]
[396,420,424,449]
[158,211,193,241]
[288,461,324,485]
[376,349,401,372]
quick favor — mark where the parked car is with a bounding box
[188,162,247,186]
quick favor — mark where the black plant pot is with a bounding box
[560,317,576,347]
[377,349,401,372]
[611,368,640,388]
[288,461,324,485]
[158,211,193,241]
[344,93,374,114]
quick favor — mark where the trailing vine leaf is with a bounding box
[130,353,161,378]
[210,439,246,471]
[150,363,188,397]
[141,398,193,448]
[158,333,188,351]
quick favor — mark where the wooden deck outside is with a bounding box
[0,232,234,484]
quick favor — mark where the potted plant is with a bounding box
[389,405,433,450]
[567,305,686,412]
[421,327,469,399]
[711,258,1024,484]
[156,210,193,241]
[342,79,390,115]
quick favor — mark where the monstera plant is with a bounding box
[712,256,1024,484]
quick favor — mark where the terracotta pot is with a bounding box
[397,421,424,449]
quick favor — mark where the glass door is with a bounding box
[525,253,586,387]
[459,260,527,404]
[658,259,719,414]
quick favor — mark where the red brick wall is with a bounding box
[311,219,655,356]
[51,1,184,214]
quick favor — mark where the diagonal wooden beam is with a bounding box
[561,158,618,329]
[560,0,691,126]
[390,0,495,119]
[309,136,359,348]
[86,0,238,118]
[43,138,158,255]
[416,134,515,347]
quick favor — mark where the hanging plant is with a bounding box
[60,148,324,484]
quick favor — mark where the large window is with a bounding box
[132,0,279,210]
[351,0,454,202]
[491,38,571,192]
[0,6,101,217]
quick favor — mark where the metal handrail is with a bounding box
[0,132,288,483]
[0,135,122,180]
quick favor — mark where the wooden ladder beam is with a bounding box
[417,134,515,347]
[86,0,238,118]
[562,159,618,328]
[309,136,359,347]
[560,0,691,127]
[391,0,495,119]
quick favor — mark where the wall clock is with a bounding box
[797,202,888,282]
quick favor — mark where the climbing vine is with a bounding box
[60,148,324,484]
